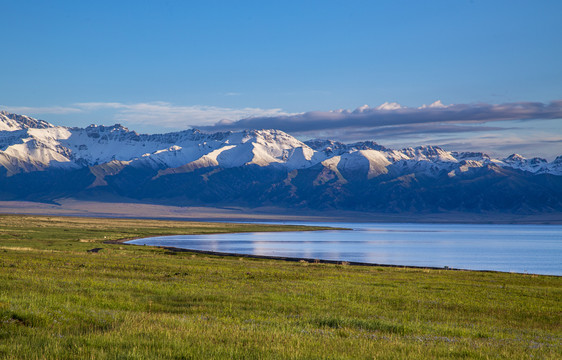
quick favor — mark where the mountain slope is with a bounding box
[1,111,561,213]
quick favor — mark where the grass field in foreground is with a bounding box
[0,215,560,359]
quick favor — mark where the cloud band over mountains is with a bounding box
[2,100,560,137]
[0,102,290,128]
[200,100,562,136]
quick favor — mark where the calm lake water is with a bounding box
[127,223,562,276]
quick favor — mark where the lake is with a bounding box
[126,222,562,276]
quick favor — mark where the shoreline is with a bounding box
[4,212,560,276]
[119,239,562,278]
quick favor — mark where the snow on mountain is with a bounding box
[305,139,348,156]
[0,113,75,174]
[228,129,315,168]
[0,111,53,131]
[500,154,561,175]
[450,151,491,161]
[314,156,348,186]
[0,112,561,180]
[549,156,562,176]
[400,145,457,162]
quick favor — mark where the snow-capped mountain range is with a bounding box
[1,111,560,176]
[1,111,561,213]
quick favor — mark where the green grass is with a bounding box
[0,215,560,359]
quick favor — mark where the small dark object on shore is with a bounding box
[87,248,103,253]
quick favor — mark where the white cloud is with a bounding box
[73,101,291,128]
[104,102,289,128]
[0,105,82,115]
[2,101,292,129]
[375,102,403,110]
[419,100,448,109]
[437,134,562,160]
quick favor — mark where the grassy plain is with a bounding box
[0,215,560,359]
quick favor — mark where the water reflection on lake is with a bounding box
[127,223,562,275]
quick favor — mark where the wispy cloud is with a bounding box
[437,135,562,160]
[332,123,508,142]
[0,105,82,115]
[200,100,562,136]
[7,100,559,134]
[74,101,292,128]
[75,101,288,127]
[1,101,291,129]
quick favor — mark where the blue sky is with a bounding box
[1,0,561,158]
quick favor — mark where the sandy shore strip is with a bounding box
[1,199,561,224]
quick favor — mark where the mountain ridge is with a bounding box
[1,111,561,214]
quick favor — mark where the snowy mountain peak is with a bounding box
[451,151,491,161]
[305,139,345,150]
[0,111,53,131]
[529,157,547,165]
[346,141,387,152]
[498,153,560,175]
[84,123,134,135]
[85,123,130,131]
[505,154,526,162]
[400,145,456,162]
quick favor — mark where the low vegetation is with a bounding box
[0,215,560,359]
